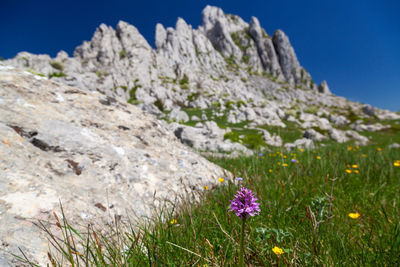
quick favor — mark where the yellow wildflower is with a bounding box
[282,163,288,167]
[348,213,360,219]
[354,170,359,174]
[170,219,177,225]
[316,156,321,160]
[352,164,358,169]
[348,146,352,151]
[394,162,400,167]
[362,154,367,158]
[272,246,284,256]
[377,147,382,151]
[283,155,287,159]
[203,185,209,190]
[218,178,225,183]
[299,148,304,152]
[269,169,273,173]
[345,169,352,174]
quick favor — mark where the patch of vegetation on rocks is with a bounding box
[304,106,319,114]
[128,79,142,104]
[179,74,190,89]
[119,49,127,59]
[154,99,164,111]
[48,72,67,78]
[95,70,109,78]
[26,69,45,77]
[187,92,200,102]
[224,55,239,72]
[50,61,64,71]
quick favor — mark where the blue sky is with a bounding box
[1,0,399,111]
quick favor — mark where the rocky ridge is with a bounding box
[4,5,399,152]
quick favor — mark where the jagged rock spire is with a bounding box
[249,17,283,79]
[272,30,301,84]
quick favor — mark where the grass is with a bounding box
[16,141,400,266]
[49,72,67,78]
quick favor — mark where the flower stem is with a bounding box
[239,218,246,267]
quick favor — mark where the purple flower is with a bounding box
[236,177,243,181]
[230,187,261,220]
[258,153,263,156]
[291,159,297,163]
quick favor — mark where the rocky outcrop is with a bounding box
[284,138,314,151]
[350,121,390,132]
[0,66,229,266]
[303,129,328,142]
[5,5,321,109]
[262,130,283,147]
[248,17,283,79]
[318,80,331,94]
[168,121,252,154]
[362,104,376,116]
[4,5,399,153]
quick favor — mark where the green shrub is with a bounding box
[154,99,164,111]
[225,100,235,109]
[187,92,200,102]
[305,106,319,114]
[211,102,221,108]
[128,79,142,104]
[95,70,109,78]
[241,134,265,150]
[236,100,246,108]
[179,74,190,89]
[224,131,240,143]
[119,50,127,59]
[50,61,64,71]
[48,72,66,78]
[267,73,278,82]
[285,109,297,118]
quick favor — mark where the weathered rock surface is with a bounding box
[362,104,376,116]
[318,80,331,94]
[329,128,350,143]
[350,121,390,132]
[328,128,369,145]
[0,66,229,266]
[284,138,314,151]
[303,129,328,142]
[262,130,283,147]
[168,121,252,155]
[345,130,369,145]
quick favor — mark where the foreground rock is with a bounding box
[168,121,252,155]
[0,66,229,266]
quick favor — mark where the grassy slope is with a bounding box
[17,118,400,266]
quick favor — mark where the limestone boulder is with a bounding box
[303,129,328,142]
[0,66,229,266]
